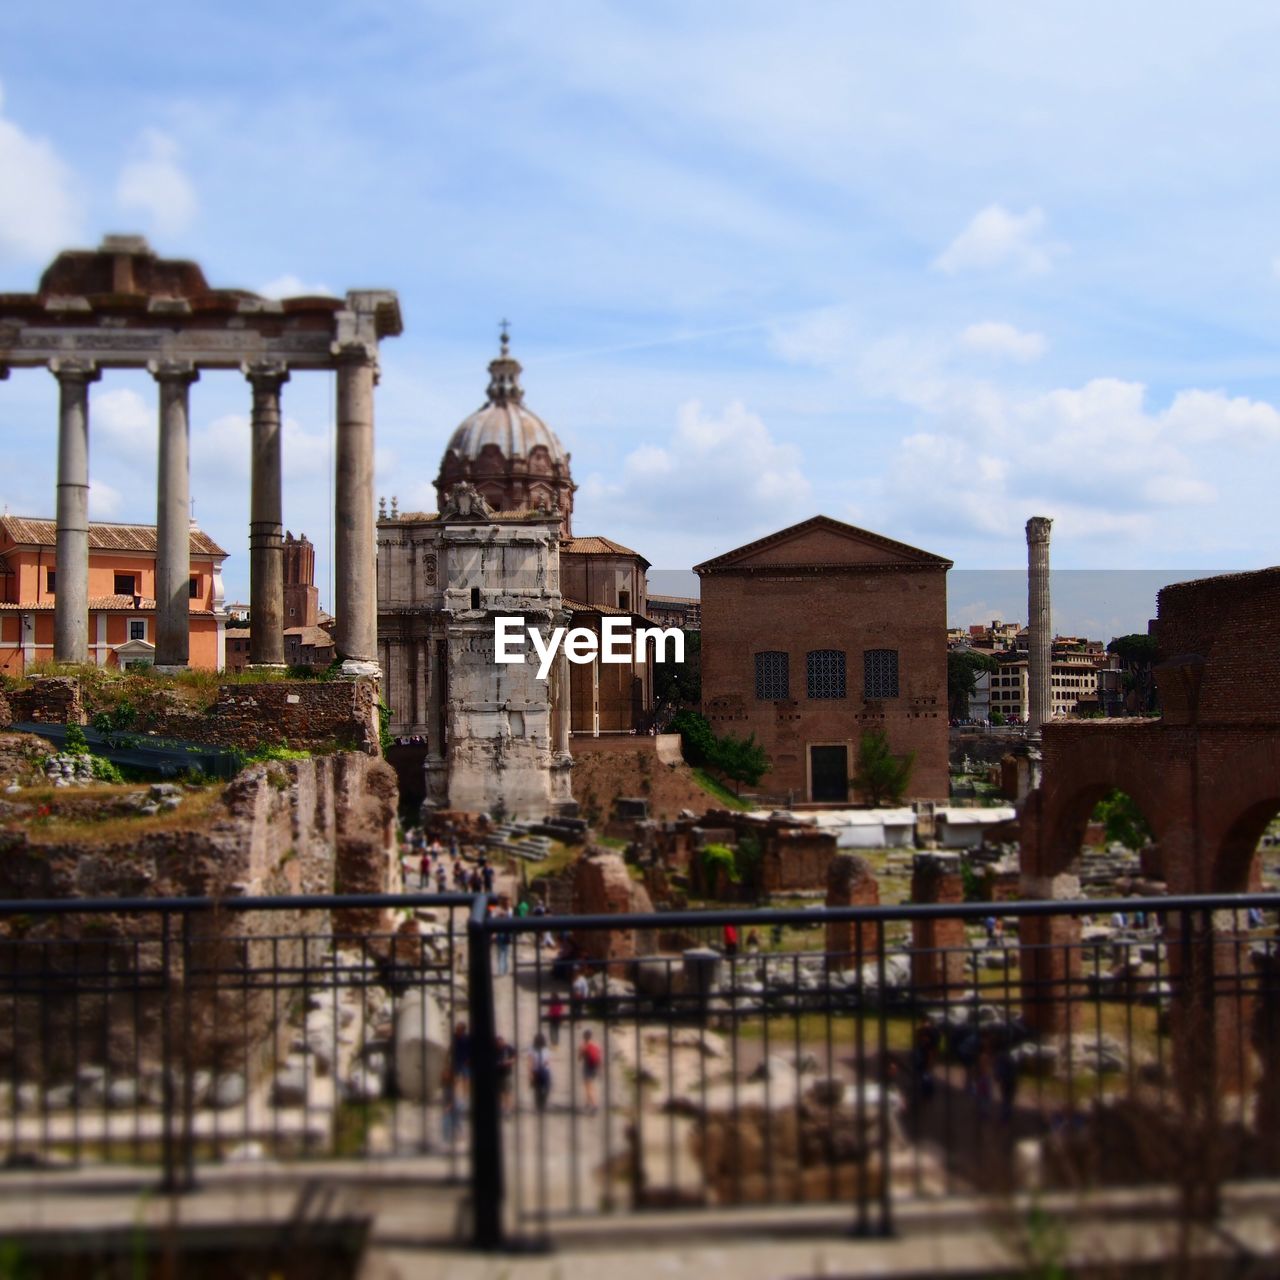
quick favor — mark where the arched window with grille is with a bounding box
[864,648,900,699]
[754,650,789,700]
[805,649,846,699]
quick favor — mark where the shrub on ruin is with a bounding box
[851,728,914,807]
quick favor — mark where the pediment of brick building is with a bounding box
[694,516,951,573]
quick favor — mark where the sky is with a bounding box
[1,3,1278,640]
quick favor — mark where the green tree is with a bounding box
[669,709,716,766]
[851,728,915,807]
[947,649,999,719]
[1092,788,1152,851]
[653,631,701,716]
[709,731,769,794]
[1107,633,1159,714]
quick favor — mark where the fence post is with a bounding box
[469,898,505,1250]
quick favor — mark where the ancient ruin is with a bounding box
[0,235,402,674]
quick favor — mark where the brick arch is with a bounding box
[1027,725,1175,882]
[1202,738,1280,892]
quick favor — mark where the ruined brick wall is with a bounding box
[0,676,381,757]
[153,678,381,755]
[571,849,655,969]
[824,852,880,966]
[763,827,839,893]
[0,751,401,1077]
[910,854,967,991]
[7,677,85,725]
[700,564,949,802]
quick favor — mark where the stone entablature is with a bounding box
[377,488,572,819]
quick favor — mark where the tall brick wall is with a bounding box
[700,566,949,801]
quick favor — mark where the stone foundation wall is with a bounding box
[762,827,839,893]
[0,676,381,757]
[824,853,880,967]
[0,751,401,1078]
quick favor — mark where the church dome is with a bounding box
[435,329,576,536]
[444,343,567,466]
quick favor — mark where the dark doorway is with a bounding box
[810,744,849,803]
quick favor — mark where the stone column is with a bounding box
[50,358,101,664]
[244,360,289,667]
[555,647,571,757]
[150,360,199,671]
[1025,515,1053,734]
[333,344,379,676]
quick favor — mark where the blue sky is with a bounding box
[1,3,1278,637]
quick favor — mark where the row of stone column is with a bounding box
[47,350,379,673]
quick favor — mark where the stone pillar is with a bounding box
[555,647,571,757]
[1018,872,1084,1036]
[244,360,289,667]
[824,852,880,972]
[333,345,379,675]
[1025,515,1053,734]
[50,358,101,664]
[150,360,199,671]
[910,853,968,992]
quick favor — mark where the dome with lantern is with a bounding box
[435,328,576,536]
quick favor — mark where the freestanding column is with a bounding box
[150,360,199,671]
[244,360,289,667]
[333,344,380,676]
[50,358,100,664]
[1026,515,1053,734]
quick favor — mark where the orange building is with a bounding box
[0,516,228,674]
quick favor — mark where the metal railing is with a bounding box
[0,893,471,1191]
[469,893,1280,1248]
[0,890,1276,1253]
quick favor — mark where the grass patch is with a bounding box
[524,840,578,881]
[690,767,752,811]
[21,783,227,845]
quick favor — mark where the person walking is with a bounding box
[493,903,512,976]
[527,1033,553,1114]
[578,1029,602,1115]
[547,994,566,1047]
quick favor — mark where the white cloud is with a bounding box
[957,321,1047,363]
[94,388,152,450]
[934,204,1060,276]
[0,81,82,262]
[578,399,810,537]
[258,274,334,300]
[88,478,122,519]
[1161,388,1280,445]
[115,128,197,236]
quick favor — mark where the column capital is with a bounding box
[48,357,101,384]
[331,339,378,369]
[242,358,290,390]
[1026,515,1053,545]
[147,358,200,386]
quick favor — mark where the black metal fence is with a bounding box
[0,890,1276,1254]
[470,893,1280,1248]
[0,893,471,1191]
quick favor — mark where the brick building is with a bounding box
[696,516,951,803]
[0,515,227,673]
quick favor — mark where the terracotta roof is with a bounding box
[0,598,217,617]
[561,535,646,561]
[285,625,336,647]
[0,516,227,557]
[562,598,658,621]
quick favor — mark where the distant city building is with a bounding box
[0,516,227,673]
[697,516,951,804]
[647,594,701,631]
[223,533,334,674]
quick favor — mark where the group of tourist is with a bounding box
[442,1017,603,1134]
